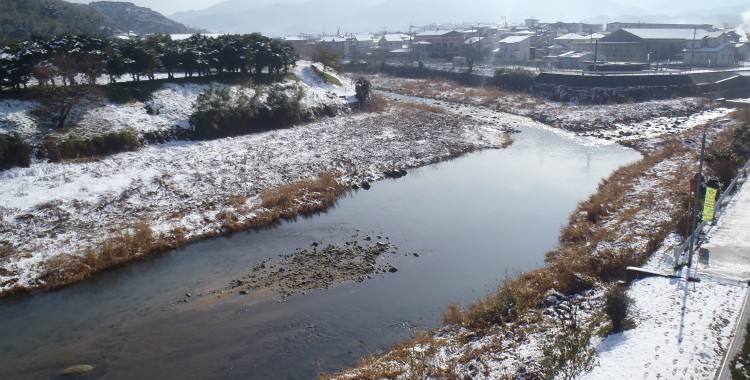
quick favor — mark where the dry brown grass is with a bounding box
[7,172,349,298]
[398,102,447,114]
[730,108,750,123]
[38,221,161,290]
[360,94,390,113]
[260,172,345,219]
[441,303,465,326]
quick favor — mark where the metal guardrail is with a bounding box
[540,67,750,77]
[674,158,750,267]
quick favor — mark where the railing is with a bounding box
[540,67,750,77]
[673,158,750,267]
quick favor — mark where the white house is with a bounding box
[378,34,409,51]
[493,35,532,61]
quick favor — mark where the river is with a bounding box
[0,115,640,379]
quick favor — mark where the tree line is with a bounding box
[0,33,300,90]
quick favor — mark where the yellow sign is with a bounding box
[703,187,718,221]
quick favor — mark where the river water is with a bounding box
[0,116,640,379]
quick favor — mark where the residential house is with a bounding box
[414,30,465,58]
[493,35,531,62]
[544,51,594,70]
[737,43,750,61]
[683,31,741,67]
[279,36,309,53]
[598,28,714,62]
[319,36,354,57]
[353,34,376,49]
[378,34,409,51]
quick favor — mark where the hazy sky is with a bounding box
[69,0,749,18]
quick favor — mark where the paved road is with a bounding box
[693,176,750,379]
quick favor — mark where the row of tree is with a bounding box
[0,33,300,89]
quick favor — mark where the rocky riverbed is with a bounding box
[224,234,415,299]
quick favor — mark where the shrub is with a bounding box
[311,47,342,73]
[355,78,371,104]
[707,123,750,187]
[311,65,342,86]
[604,285,632,333]
[539,324,598,380]
[189,82,307,140]
[491,68,536,92]
[37,129,141,162]
[0,133,31,170]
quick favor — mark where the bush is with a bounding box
[37,129,141,162]
[189,82,308,140]
[491,68,536,92]
[355,78,371,104]
[707,123,750,187]
[0,133,31,170]
[604,285,632,333]
[311,65,342,86]
[189,83,262,139]
[539,325,598,380]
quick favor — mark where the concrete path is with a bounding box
[691,175,750,379]
[699,176,750,280]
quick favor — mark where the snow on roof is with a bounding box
[683,43,733,53]
[381,34,408,42]
[555,33,588,40]
[320,37,348,43]
[499,35,531,44]
[621,28,711,40]
[558,51,591,58]
[416,30,458,37]
[354,34,374,41]
[281,36,307,41]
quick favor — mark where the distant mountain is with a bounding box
[87,1,203,35]
[0,0,202,41]
[170,0,749,36]
[0,0,109,40]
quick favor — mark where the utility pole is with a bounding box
[687,129,707,268]
[691,27,697,69]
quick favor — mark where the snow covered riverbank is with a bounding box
[0,88,517,295]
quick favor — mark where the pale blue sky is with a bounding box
[69,0,749,19]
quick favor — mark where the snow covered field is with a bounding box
[0,61,356,141]
[370,75,727,151]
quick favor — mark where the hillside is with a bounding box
[0,0,109,40]
[0,0,201,41]
[87,1,203,35]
